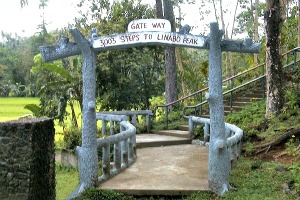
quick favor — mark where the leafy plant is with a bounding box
[63,126,82,150]
[24,104,41,117]
[285,136,300,159]
[226,100,266,141]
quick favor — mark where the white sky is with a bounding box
[0,0,240,40]
[0,0,80,38]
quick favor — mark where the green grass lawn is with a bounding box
[56,164,79,200]
[0,97,39,122]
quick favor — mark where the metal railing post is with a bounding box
[199,91,203,115]
[293,49,297,71]
[230,91,233,114]
[146,114,151,133]
[165,106,169,129]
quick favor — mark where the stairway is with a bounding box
[136,125,192,148]
[223,88,265,115]
[197,85,265,118]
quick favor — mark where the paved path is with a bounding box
[98,144,209,195]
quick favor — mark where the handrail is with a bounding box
[96,114,136,183]
[97,110,153,133]
[188,116,243,165]
[154,63,264,111]
[154,47,300,127]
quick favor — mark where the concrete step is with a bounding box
[136,134,192,148]
[154,129,191,139]
[242,93,264,98]
[177,124,189,131]
[230,101,250,107]
[252,90,265,95]
[235,96,263,102]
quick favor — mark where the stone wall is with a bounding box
[0,118,55,200]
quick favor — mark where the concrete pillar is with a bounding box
[207,22,230,195]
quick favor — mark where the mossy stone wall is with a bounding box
[0,118,55,200]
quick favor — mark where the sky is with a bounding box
[0,0,80,39]
[0,0,239,41]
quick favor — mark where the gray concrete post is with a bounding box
[67,29,98,199]
[207,22,230,195]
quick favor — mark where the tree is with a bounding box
[31,54,82,127]
[156,0,163,18]
[254,0,259,65]
[163,0,178,104]
[298,0,300,48]
[20,0,28,7]
[264,0,286,118]
[38,0,49,36]
[76,0,164,111]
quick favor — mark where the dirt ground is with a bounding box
[256,145,300,164]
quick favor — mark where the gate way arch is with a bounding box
[40,19,260,197]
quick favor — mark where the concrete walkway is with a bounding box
[98,144,209,195]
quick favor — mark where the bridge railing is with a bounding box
[97,110,153,133]
[96,113,136,183]
[188,116,242,166]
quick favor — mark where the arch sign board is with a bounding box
[92,19,206,51]
[39,19,261,199]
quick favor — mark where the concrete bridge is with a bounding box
[98,130,209,196]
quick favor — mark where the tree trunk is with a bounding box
[264,0,285,118]
[163,0,178,104]
[156,0,163,18]
[176,47,188,98]
[175,3,188,99]
[212,0,219,22]
[254,0,259,65]
[298,0,300,54]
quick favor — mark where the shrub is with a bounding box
[226,100,266,141]
[63,126,82,149]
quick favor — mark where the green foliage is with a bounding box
[289,163,300,193]
[235,2,265,38]
[63,126,82,149]
[74,188,133,200]
[226,100,266,140]
[150,95,166,121]
[24,104,41,117]
[285,137,300,158]
[178,49,208,95]
[76,0,164,111]
[244,142,255,156]
[32,54,82,126]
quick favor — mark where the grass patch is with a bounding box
[0,97,39,122]
[56,163,79,200]
[223,157,298,199]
